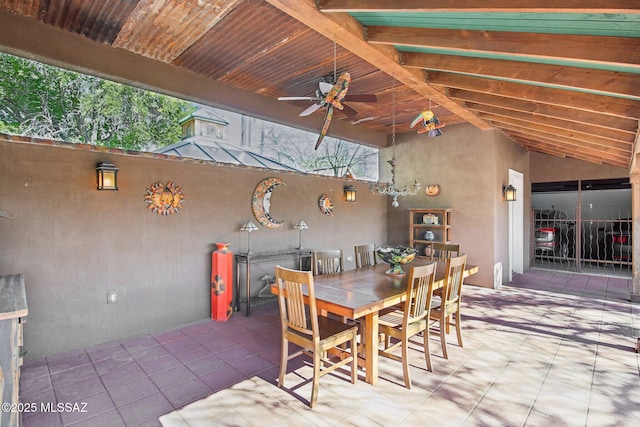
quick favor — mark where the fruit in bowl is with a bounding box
[375,245,417,276]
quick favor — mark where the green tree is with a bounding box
[249,118,377,179]
[0,53,194,150]
[0,53,83,140]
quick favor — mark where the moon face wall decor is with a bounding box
[251,177,286,228]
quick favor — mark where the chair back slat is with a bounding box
[312,250,344,275]
[354,244,377,268]
[430,242,460,262]
[404,262,436,325]
[442,254,467,311]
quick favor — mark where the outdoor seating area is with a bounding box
[1,3,640,427]
[18,269,639,426]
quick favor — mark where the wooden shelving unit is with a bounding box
[409,208,452,257]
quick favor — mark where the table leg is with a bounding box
[235,261,241,313]
[364,311,379,385]
[246,262,251,316]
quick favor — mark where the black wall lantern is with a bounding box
[97,162,119,190]
[502,184,516,202]
[343,185,357,202]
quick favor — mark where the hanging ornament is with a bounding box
[369,75,421,207]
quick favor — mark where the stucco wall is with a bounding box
[0,136,387,358]
[384,124,529,289]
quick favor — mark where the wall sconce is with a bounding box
[293,220,309,249]
[343,185,357,202]
[240,221,258,253]
[503,184,517,202]
[96,161,119,190]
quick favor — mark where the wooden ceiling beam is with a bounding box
[448,89,639,134]
[429,72,640,118]
[466,103,634,144]
[629,122,640,174]
[515,138,592,159]
[402,52,640,100]
[492,122,631,161]
[509,132,627,166]
[318,1,640,13]
[367,27,640,70]
[511,134,626,167]
[512,136,608,166]
[481,113,632,154]
[265,0,492,130]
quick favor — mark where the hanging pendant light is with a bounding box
[370,76,421,207]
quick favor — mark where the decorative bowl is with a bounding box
[375,245,417,276]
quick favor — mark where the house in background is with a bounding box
[155,107,300,172]
[180,107,228,141]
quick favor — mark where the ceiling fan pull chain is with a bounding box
[333,34,337,82]
[392,72,396,151]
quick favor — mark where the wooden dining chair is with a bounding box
[429,242,460,261]
[275,266,358,408]
[312,249,344,275]
[430,254,467,359]
[429,243,460,299]
[354,244,378,268]
[378,262,437,388]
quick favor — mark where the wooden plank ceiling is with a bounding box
[0,0,638,169]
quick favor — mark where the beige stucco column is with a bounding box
[631,173,640,302]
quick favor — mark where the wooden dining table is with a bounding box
[272,258,479,385]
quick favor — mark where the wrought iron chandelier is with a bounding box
[370,78,421,207]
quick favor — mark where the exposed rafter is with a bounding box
[265,0,492,130]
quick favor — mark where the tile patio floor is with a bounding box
[19,269,640,426]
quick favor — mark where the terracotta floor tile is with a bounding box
[20,269,639,426]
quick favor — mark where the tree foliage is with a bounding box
[0,53,194,150]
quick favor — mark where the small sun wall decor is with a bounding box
[144,181,185,216]
[318,194,334,216]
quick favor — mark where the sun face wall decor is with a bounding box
[425,184,441,197]
[144,181,185,215]
[318,194,334,216]
[251,177,286,228]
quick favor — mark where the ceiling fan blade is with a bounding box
[299,103,322,117]
[278,96,321,101]
[340,104,358,117]
[343,94,377,103]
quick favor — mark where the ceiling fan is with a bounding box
[410,109,445,137]
[278,71,377,149]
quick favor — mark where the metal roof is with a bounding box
[155,138,300,172]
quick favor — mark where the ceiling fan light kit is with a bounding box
[278,71,377,150]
